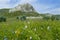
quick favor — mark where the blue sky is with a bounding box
[0,0,60,14]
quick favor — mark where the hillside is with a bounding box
[0,9,9,16]
[0,3,39,17]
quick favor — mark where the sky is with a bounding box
[0,0,60,14]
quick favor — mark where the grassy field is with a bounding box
[0,18,60,40]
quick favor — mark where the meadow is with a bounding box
[0,18,60,40]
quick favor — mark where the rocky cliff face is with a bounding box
[9,3,35,13]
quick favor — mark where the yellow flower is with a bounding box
[15,30,20,37]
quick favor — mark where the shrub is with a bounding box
[0,16,6,22]
[50,16,55,21]
[17,16,19,19]
[17,16,26,21]
[20,16,26,21]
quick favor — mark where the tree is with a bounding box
[20,15,26,21]
[51,16,56,21]
[17,15,26,21]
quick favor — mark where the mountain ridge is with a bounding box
[9,3,36,13]
[0,3,39,17]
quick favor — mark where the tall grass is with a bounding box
[0,18,60,40]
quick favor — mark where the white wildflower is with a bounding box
[12,39,14,40]
[56,39,59,40]
[23,25,28,30]
[4,38,8,40]
[30,36,32,40]
[34,28,36,31]
[41,27,43,30]
[47,26,50,30]
[25,25,28,29]
[56,34,58,36]
[15,31,17,34]
[27,21,30,24]
[4,36,8,40]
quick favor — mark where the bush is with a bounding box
[17,16,19,19]
[20,16,26,21]
[0,16,6,22]
[17,16,26,21]
[50,16,55,21]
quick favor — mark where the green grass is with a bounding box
[0,18,60,40]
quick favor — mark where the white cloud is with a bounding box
[48,8,60,14]
[0,0,37,8]
[0,0,10,8]
[31,2,60,14]
[13,0,37,8]
[31,3,52,13]
[0,0,10,3]
[19,0,37,4]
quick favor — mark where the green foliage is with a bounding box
[0,16,6,22]
[43,15,60,21]
[43,16,50,20]
[0,18,60,40]
[20,15,26,21]
[0,9,39,18]
[50,16,55,21]
[17,15,26,21]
